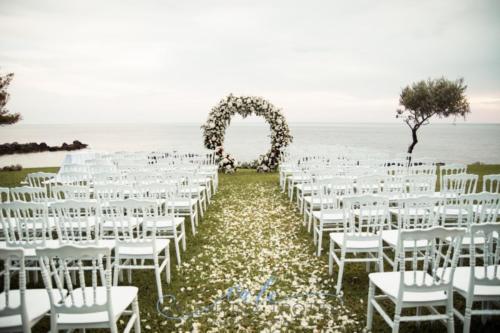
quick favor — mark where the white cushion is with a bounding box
[313,211,344,222]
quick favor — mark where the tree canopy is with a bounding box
[396,77,470,154]
[0,72,21,126]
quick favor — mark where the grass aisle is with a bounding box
[143,169,358,332]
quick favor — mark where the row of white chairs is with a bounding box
[0,151,219,332]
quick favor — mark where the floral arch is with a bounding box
[201,94,293,173]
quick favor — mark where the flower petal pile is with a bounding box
[201,94,293,173]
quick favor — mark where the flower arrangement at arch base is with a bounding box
[202,94,293,173]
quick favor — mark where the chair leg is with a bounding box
[174,238,181,265]
[132,296,141,333]
[446,293,455,333]
[166,247,171,283]
[335,252,345,295]
[463,296,473,333]
[317,227,323,256]
[392,302,402,333]
[154,258,164,304]
[328,241,334,275]
[366,280,375,331]
[181,226,187,251]
[113,260,120,286]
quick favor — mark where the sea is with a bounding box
[0,123,499,167]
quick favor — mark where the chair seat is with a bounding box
[143,217,184,230]
[313,210,345,222]
[389,207,430,216]
[0,289,66,330]
[58,286,138,325]
[353,209,388,217]
[167,199,197,209]
[304,197,336,206]
[370,271,448,303]
[436,266,500,297]
[434,206,468,217]
[381,230,430,248]
[117,239,170,257]
[330,232,379,249]
[101,219,141,231]
[472,204,498,215]
[0,240,62,258]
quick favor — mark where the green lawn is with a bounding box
[0,165,499,332]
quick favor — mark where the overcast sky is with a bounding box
[0,0,499,124]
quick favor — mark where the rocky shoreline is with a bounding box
[0,140,88,156]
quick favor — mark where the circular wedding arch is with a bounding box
[201,94,293,172]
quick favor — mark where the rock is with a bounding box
[0,140,89,156]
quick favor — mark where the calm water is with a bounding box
[0,123,499,167]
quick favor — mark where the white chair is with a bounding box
[446,223,500,333]
[168,178,199,236]
[10,187,49,204]
[328,195,389,296]
[383,196,441,270]
[104,199,170,304]
[0,248,65,333]
[0,188,9,203]
[25,172,56,192]
[356,175,384,194]
[441,174,478,197]
[37,245,141,333]
[52,185,91,201]
[311,178,348,256]
[483,174,500,193]
[382,175,406,201]
[134,183,186,265]
[406,174,436,197]
[440,163,467,191]
[51,200,111,247]
[366,226,465,333]
[57,172,91,186]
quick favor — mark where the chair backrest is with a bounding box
[94,184,132,202]
[61,164,90,173]
[408,164,436,176]
[439,163,467,190]
[92,172,123,185]
[37,246,113,317]
[102,199,159,245]
[393,196,441,229]
[405,174,437,195]
[0,187,9,203]
[52,185,91,200]
[26,172,56,189]
[468,223,500,290]
[397,226,464,293]
[89,165,117,175]
[0,201,48,248]
[343,195,389,238]
[483,174,500,193]
[10,186,48,203]
[52,200,101,244]
[356,175,384,194]
[456,193,500,228]
[58,172,91,186]
[383,175,406,197]
[441,174,478,196]
[0,248,29,329]
[125,171,162,185]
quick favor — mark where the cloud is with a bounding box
[0,0,499,123]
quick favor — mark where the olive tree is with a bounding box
[0,72,21,126]
[396,77,470,154]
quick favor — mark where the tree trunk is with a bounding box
[407,128,418,154]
